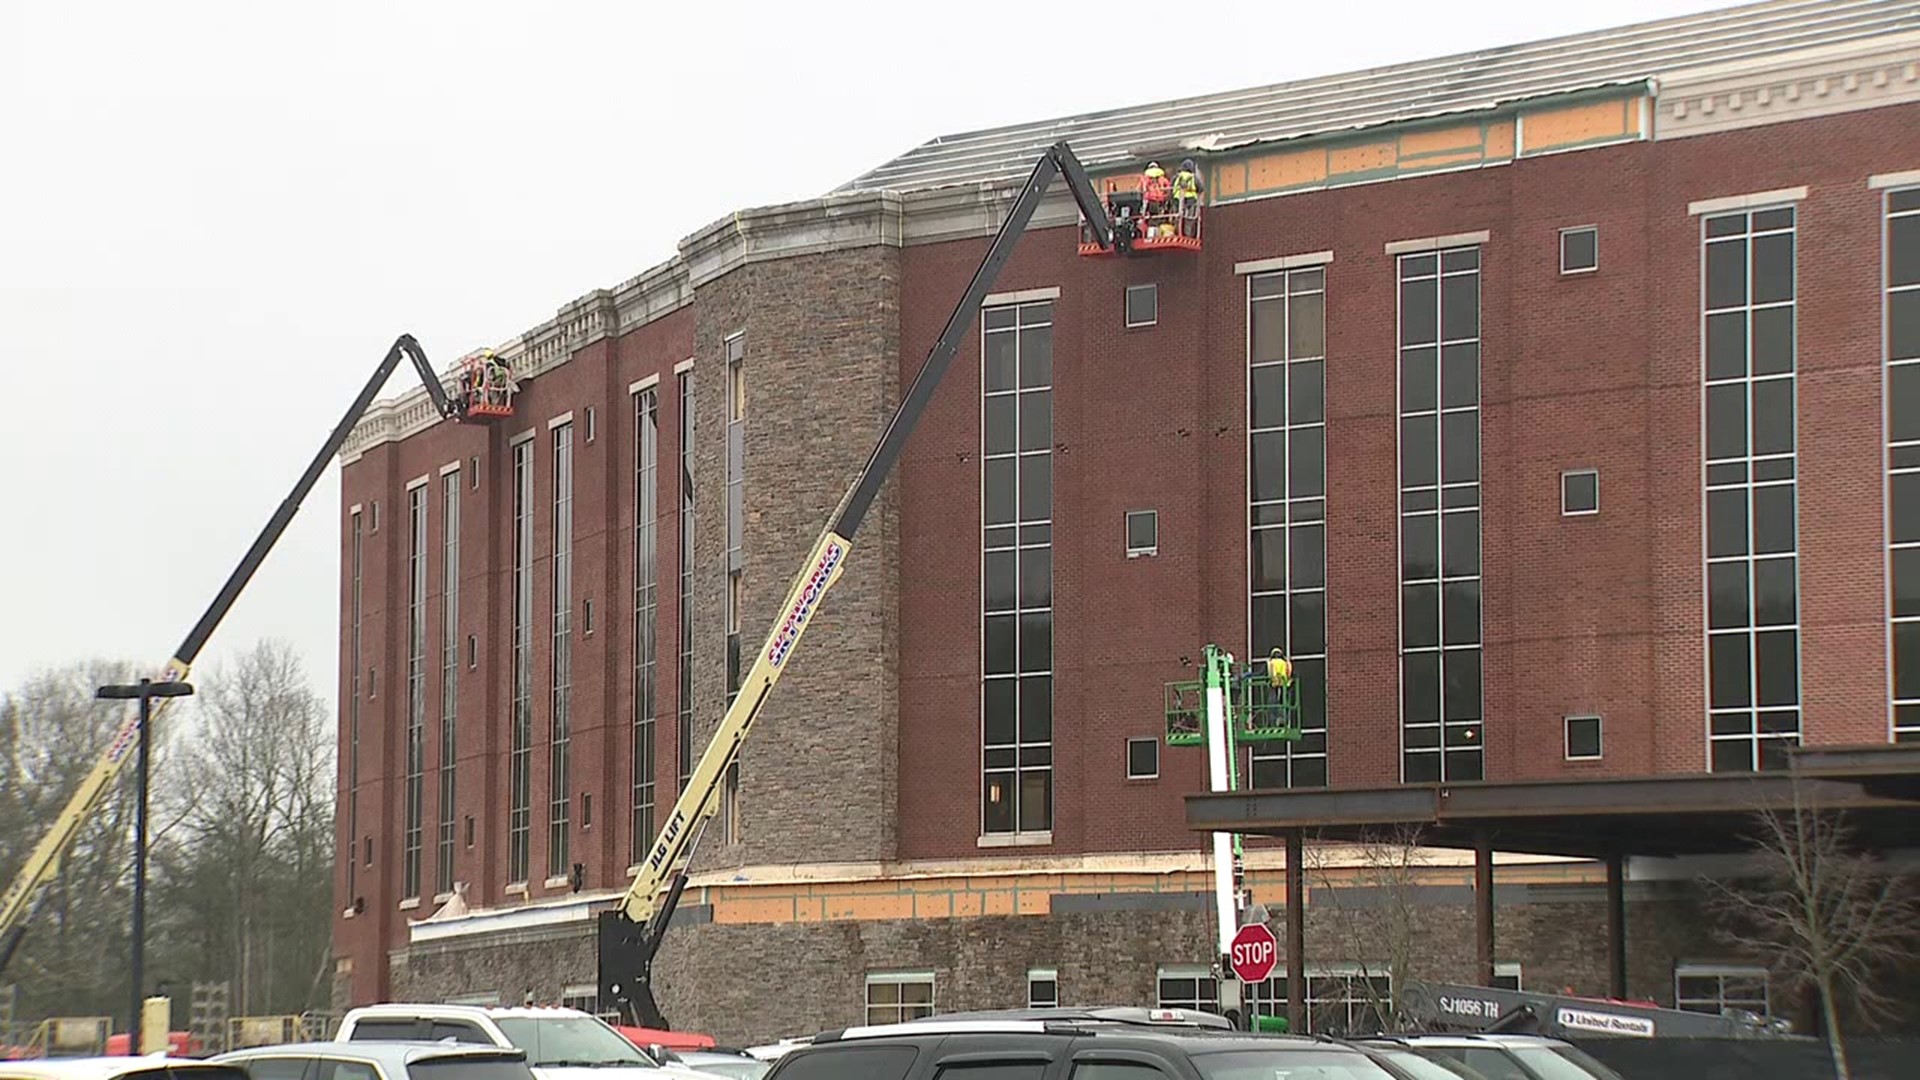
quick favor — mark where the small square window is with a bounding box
[1127,737,1159,779]
[1560,226,1598,274]
[1566,715,1602,760]
[1493,962,1523,990]
[1126,284,1159,328]
[1562,469,1599,515]
[1126,509,1159,557]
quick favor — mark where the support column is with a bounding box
[1606,853,1627,999]
[1474,829,1494,987]
[1285,830,1305,1034]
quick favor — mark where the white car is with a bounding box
[0,1059,247,1080]
[334,1005,723,1080]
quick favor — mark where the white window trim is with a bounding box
[349,503,364,515]
[977,830,1052,848]
[673,356,695,374]
[1870,170,1920,190]
[1235,251,1334,275]
[548,411,574,430]
[1564,715,1603,761]
[630,373,661,394]
[1027,968,1059,1008]
[1385,230,1491,255]
[1687,187,1807,217]
[508,427,537,446]
[1125,283,1159,328]
[398,897,421,911]
[983,286,1061,306]
[1126,509,1159,558]
[1562,468,1601,516]
[1559,225,1599,276]
[1495,961,1524,988]
[439,460,462,477]
[1127,736,1160,780]
[405,474,430,492]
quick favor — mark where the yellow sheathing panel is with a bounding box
[1248,149,1328,190]
[1522,98,1631,152]
[1329,140,1398,175]
[1215,162,1248,198]
[1484,119,1516,159]
[1408,149,1485,169]
[1398,124,1483,157]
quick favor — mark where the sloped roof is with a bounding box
[837,0,1920,194]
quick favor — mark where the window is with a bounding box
[560,986,598,1014]
[1493,962,1523,991]
[465,815,475,848]
[1248,265,1330,791]
[1126,510,1158,558]
[550,422,575,879]
[1562,469,1599,515]
[935,1065,1044,1080]
[371,500,380,532]
[467,634,477,670]
[1156,967,1217,1012]
[585,405,596,444]
[581,792,591,829]
[865,972,935,1024]
[1886,186,1920,742]
[1560,226,1598,274]
[1704,206,1799,773]
[678,370,696,793]
[508,439,534,885]
[1244,965,1392,1036]
[439,472,460,895]
[724,334,746,846]
[584,598,594,636]
[1126,737,1159,779]
[1398,246,1483,783]
[1564,716,1602,760]
[773,1048,919,1080]
[1125,283,1158,328]
[633,387,660,860]
[1028,968,1058,1008]
[238,1058,311,1080]
[403,486,429,899]
[470,455,481,490]
[1676,964,1769,1017]
[982,299,1054,836]
[347,510,363,902]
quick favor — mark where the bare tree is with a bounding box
[1700,779,1920,1080]
[1299,824,1429,1034]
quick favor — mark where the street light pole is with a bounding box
[97,677,193,1056]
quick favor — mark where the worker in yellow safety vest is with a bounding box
[1173,158,1204,234]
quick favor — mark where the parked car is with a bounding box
[763,1006,1407,1080]
[216,1040,536,1080]
[1359,1034,1626,1080]
[649,1052,766,1080]
[0,1058,247,1080]
[334,1006,721,1080]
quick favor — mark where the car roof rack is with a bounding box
[813,1007,1239,1044]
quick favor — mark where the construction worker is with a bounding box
[1141,161,1172,217]
[1173,158,1204,235]
[1266,650,1292,688]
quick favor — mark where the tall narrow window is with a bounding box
[1705,206,1799,772]
[508,439,534,884]
[403,485,428,900]
[677,371,696,793]
[1247,266,1329,789]
[1399,245,1483,783]
[633,388,660,859]
[1887,187,1920,742]
[549,422,575,879]
[347,509,363,903]
[982,298,1054,835]
[723,335,745,844]
[438,470,459,895]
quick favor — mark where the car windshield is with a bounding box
[1506,1047,1624,1080]
[492,1018,655,1068]
[683,1062,769,1080]
[1366,1048,1490,1080]
[1192,1049,1402,1080]
[409,1059,541,1080]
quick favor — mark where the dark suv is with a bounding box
[760,1007,1414,1080]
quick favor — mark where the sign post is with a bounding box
[1230,922,1278,1031]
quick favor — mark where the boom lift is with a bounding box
[0,335,508,978]
[1394,979,1798,1041]
[597,140,1116,1029]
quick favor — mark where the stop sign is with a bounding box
[1229,923,1278,983]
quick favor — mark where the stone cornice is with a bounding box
[1654,28,1920,141]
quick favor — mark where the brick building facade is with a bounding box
[332,0,1920,1044]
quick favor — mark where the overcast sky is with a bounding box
[0,0,1732,700]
